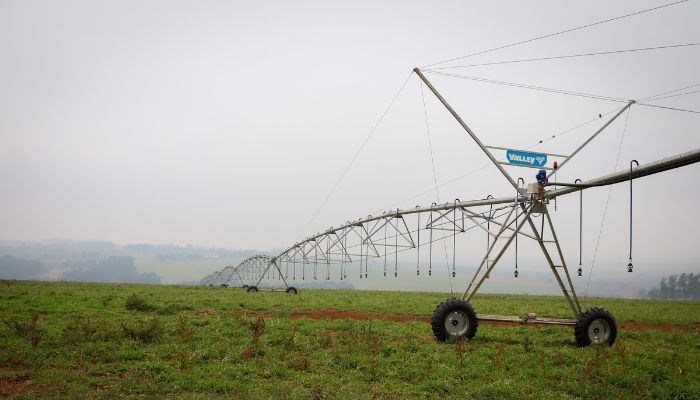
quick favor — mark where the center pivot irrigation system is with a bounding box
[203,67,699,347]
[201,255,298,294]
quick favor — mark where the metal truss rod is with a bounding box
[548,101,634,178]
[463,203,529,301]
[276,148,700,262]
[461,207,538,241]
[521,203,581,316]
[413,67,520,191]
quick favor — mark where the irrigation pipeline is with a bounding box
[273,148,700,263]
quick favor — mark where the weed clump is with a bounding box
[62,314,114,343]
[157,303,194,316]
[4,312,42,348]
[287,351,310,371]
[242,315,266,359]
[173,314,195,342]
[121,317,164,343]
[125,293,154,311]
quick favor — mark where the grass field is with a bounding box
[1,280,698,399]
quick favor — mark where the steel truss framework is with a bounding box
[201,67,700,345]
[201,255,292,290]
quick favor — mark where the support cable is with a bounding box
[641,83,700,101]
[295,72,413,243]
[425,42,700,70]
[422,0,690,68]
[645,89,700,102]
[584,108,632,300]
[637,103,700,114]
[421,81,453,294]
[377,79,697,215]
[424,71,628,102]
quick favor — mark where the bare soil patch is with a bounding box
[288,309,699,333]
[0,369,36,397]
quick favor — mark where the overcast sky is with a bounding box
[1,0,699,284]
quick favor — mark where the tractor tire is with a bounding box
[432,298,478,342]
[246,286,259,293]
[575,308,617,347]
[286,286,298,294]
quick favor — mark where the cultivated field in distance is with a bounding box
[1,280,698,399]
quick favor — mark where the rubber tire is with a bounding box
[286,287,298,294]
[242,285,249,289]
[432,298,478,342]
[575,308,617,347]
[220,284,228,288]
[246,286,258,293]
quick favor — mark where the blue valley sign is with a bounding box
[506,149,548,167]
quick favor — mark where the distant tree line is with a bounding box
[642,273,700,300]
[0,240,258,260]
[0,254,160,284]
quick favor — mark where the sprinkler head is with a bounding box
[428,271,432,276]
[383,272,386,276]
[416,270,420,276]
[577,267,582,276]
[514,270,518,278]
[627,259,633,273]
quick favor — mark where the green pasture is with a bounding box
[0,281,698,399]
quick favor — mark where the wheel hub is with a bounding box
[588,319,611,344]
[445,310,469,336]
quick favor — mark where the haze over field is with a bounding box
[0,239,690,299]
[1,1,698,295]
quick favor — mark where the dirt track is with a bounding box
[287,309,700,333]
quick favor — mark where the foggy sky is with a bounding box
[1,0,699,284]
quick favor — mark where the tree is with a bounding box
[688,273,700,300]
[668,275,678,300]
[678,273,689,300]
[648,272,700,300]
[660,277,670,299]
[647,287,660,299]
